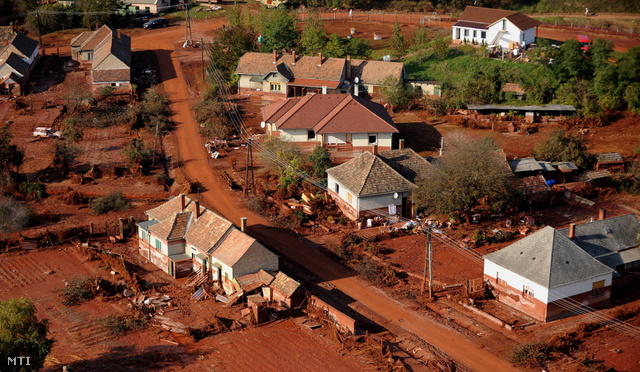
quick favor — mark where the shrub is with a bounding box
[508,341,554,367]
[245,195,265,214]
[0,196,35,233]
[102,314,148,335]
[153,173,172,187]
[19,181,47,200]
[90,191,129,215]
[61,276,95,306]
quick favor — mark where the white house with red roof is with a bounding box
[452,6,540,49]
[261,93,398,152]
[136,194,279,284]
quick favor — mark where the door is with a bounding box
[168,261,174,277]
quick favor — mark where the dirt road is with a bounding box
[130,20,518,371]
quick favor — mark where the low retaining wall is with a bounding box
[309,295,356,334]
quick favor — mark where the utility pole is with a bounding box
[35,10,43,47]
[244,139,254,195]
[184,1,193,47]
[200,37,205,80]
[421,227,433,298]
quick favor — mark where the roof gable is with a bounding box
[7,32,38,59]
[211,228,259,267]
[80,25,114,52]
[327,151,415,196]
[485,226,613,288]
[270,271,301,297]
[149,211,192,241]
[1,53,29,77]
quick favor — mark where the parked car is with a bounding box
[143,18,169,29]
[33,127,62,138]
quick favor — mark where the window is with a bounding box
[592,280,605,295]
[523,286,534,299]
[270,83,281,91]
[368,134,377,144]
[335,183,340,193]
[473,30,477,38]
[347,192,353,203]
[502,19,507,30]
[154,238,161,251]
[307,130,315,140]
[434,86,441,96]
[481,31,486,39]
[141,230,148,241]
[464,29,469,37]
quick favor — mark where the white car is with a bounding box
[33,127,62,138]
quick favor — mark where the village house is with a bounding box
[326,148,430,220]
[235,51,406,100]
[484,211,640,322]
[0,26,39,96]
[261,93,399,152]
[123,0,172,14]
[594,152,625,173]
[452,6,541,50]
[70,25,131,92]
[136,194,279,287]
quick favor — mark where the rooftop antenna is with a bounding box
[184,0,193,47]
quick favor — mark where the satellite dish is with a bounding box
[393,192,399,199]
[354,77,359,84]
[260,122,266,128]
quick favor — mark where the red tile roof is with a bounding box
[288,78,341,89]
[236,52,345,82]
[350,59,405,86]
[456,6,540,31]
[262,94,398,134]
[212,229,258,267]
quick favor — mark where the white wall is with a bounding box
[279,128,313,142]
[484,260,549,304]
[453,20,535,49]
[328,175,353,206]
[239,75,261,90]
[167,240,185,256]
[149,234,167,255]
[351,132,393,148]
[325,133,346,144]
[356,193,400,215]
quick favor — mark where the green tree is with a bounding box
[624,82,640,115]
[532,128,593,168]
[379,75,414,108]
[132,86,173,134]
[588,38,614,70]
[192,86,231,140]
[208,4,257,82]
[259,8,299,52]
[52,140,79,175]
[123,138,154,175]
[0,297,54,372]
[76,0,121,29]
[411,26,430,50]
[619,46,640,84]
[0,126,24,175]
[259,137,303,189]
[431,36,450,60]
[389,21,407,58]
[552,39,592,84]
[300,11,327,55]
[90,191,128,215]
[413,134,516,223]
[308,145,332,179]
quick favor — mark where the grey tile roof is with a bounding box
[8,32,38,59]
[558,214,640,260]
[326,151,415,196]
[485,226,614,288]
[508,157,543,173]
[1,53,29,77]
[377,148,431,184]
[350,59,405,86]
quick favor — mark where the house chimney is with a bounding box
[180,194,186,211]
[195,201,200,218]
[599,208,606,221]
[399,139,405,149]
[272,49,277,64]
[240,217,247,232]
[318,52,322,66]
[291,50,296,65]
[95,23,99,30]
[569,223,575,239]
[345,54,351,79]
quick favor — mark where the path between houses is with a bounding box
[131,20,519,372]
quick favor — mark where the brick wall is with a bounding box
[327,189,357,220]
[174,259,193,278]
[310,295,356,334]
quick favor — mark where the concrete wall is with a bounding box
[351,132,393,148]
[453,19,536,49]
[167,240,185,256]
[138,240,169,274]
[310,295,356,334]
[356,193,403,217]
